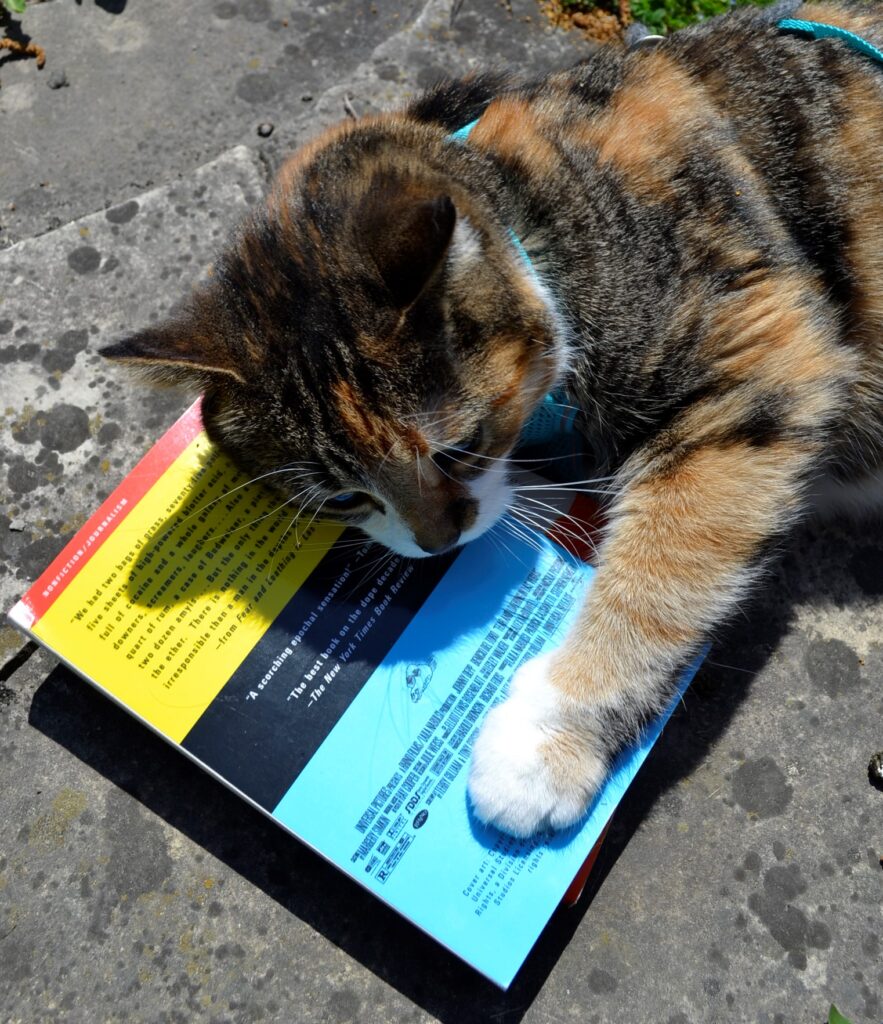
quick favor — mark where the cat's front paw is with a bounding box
[467,653,607,837]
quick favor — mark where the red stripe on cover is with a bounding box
[13,399,204,626]
[562,822,610,907]
[547,493,604,565]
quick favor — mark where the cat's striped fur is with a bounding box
[104,1,883,836]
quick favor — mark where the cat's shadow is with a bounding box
[27,516,874,1021]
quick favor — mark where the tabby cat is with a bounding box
[102,0,883,837]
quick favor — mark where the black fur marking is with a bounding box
[726,395,789,449]
[408,73,510,131]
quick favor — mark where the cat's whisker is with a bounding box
[409,406,464,428]
[511,480,618,495]
[704,658,754,676]
[511,451,591,464]
[510,504,595,560]
[414,446,424,497]
[523,516,598,560]
[409,415,465,445]
[344,544,401,600]
[423,443,511,478]
[377,439,398,471]
[277,485,316,553]
[500,513,545,556]
[508,503,565,540]
[506,500,571,541]
[513,469,619,484]
[302,494,331,535]
[509,500,574,537]
[428,453,464,486]
[513,494,599,549]
[425,436,616,475]
[281,537,368,554]
[488,521,533,570]
[202,490,307,544]
[292,485,323,547]
[504,524,545,558]
[542,399,583,415]
[174,463,321,526]
[265,516,299,583]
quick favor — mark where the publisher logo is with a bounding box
[412,809,428,830]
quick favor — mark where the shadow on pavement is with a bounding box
[77,0,128,12]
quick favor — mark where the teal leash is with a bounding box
[777,18,883,64]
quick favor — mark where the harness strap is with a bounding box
[447,121,577,443]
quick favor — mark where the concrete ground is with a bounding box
[0,2,880,1022]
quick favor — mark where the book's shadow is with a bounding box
[28,514,864,1022]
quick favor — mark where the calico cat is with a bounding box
[102,0,883,837]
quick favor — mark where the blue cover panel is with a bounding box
[272,527,703,988]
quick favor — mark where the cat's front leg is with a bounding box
[469,401,841,836]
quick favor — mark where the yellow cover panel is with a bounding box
[33,434,343,742]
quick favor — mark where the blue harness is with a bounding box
[451,16,883,449]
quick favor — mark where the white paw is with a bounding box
[467,653,607,837]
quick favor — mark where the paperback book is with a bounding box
[8,399,702,988]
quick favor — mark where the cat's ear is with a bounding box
[363,190,457,309]
[99,312,246,386]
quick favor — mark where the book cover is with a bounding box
[7,399,703,989]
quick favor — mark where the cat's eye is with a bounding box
[454,425,484,455]
[325,491,369,511]
[432,425,485,477]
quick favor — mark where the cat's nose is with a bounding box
[412,497,475,555]
[417,533,461,556]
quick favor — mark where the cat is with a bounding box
[101,0,883,838]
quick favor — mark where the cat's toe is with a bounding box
[467,654,607,837]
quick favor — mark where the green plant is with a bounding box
[2,0,27,15]
[630,0,730,33]
[558,0,776,34]
[829,1006,855,1024]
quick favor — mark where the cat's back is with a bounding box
[672,1,883,338]
[460,1,883,313]
[441,1,883,468]
[521,0,883,232]
[672,1,883,458]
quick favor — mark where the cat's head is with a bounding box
[102,117,565,557]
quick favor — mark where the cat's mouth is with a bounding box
[356,468,515,560]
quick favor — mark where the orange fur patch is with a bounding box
[574,52,714,199]
[269,124,350,216]
[355,329,400,368]
[469,97,561,177]
[331,381,434,462]
[703,272,851,410]
[491,385,517,408]
[552,435,814,705]
[837,77,883,335]
[795,1,879,33]
[331,380,397,456]
[269,111,408,216]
